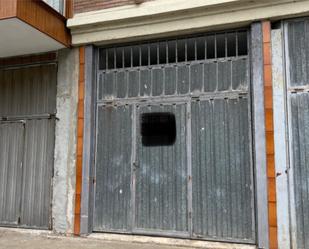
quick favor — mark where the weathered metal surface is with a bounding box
[94,30,254,243]
[97,58,248,101]
[285,18,309,249]
[135,104,188,232]
[94,105,133,232]
[191,98,254,242]
[0,122,24,226]
[0,65,57,229]
[289,93,309,249]
[0,65,57,118]
[20,119,55,229]
[287,20,309,87]
[271,28,291,249]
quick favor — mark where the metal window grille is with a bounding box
[99,31,248,70]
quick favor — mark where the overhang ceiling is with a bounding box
[0,18,64,58]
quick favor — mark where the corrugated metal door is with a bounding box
[94,105,133,231]
[285,19,309,249]
[134,103,188,234]
[0,64,56,229]
[0,122,24,226]
[94,30,255,243]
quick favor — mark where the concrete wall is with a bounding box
[68,0,309,46]
[52,48,79,234]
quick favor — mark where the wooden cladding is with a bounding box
[0,0,70,47]
[0,52,57,68]
[0,0,17,19]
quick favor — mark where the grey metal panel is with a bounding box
[0,65,57,117]
[128,71,140,98]
[135,103,188,232]
[20,119,55,229]
[191,98,254,243]
[94,105,133,231]
[0,122,24,225]
[94,30,253,242]
[250,22,269,249]
[232,58,248,90]
[190,63,203,93]
[217,61,232,91]
[287,20,309,87]
[290,93,309,249]
[204,62,217,92]
[116,71,127,99]
[177,65,190,94]
[152,68,164,96]
[272,27,291,249]
[140,69,151,97]
[97,58,248,102]
[164,67,177,95]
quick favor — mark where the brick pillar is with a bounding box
[262,21,278,249]
[74,46,85,235]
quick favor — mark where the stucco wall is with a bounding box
[52,48,79,234]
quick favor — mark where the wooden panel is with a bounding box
[65,0,73,18]
[0,53,57,68]
[16,0,70,47]
[0,0,17,19]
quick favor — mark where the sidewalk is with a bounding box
[0,228,256,249]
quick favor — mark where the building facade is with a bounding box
[1,1,309,249]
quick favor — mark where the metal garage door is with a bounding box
[285,19,309,249]
[94,30,255,243]
[0,65,56,229]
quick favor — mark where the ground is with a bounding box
[0,229,182,249]
[0,228,255,249]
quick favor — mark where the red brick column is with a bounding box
[262,21,278,249]
[74,46,85,235]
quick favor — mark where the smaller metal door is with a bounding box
[134,103,188,235]
[0,122,25,226]
[94,104,133,232]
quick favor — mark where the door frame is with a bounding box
[80,24,269,247]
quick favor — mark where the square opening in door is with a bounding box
[141,112,176,146]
